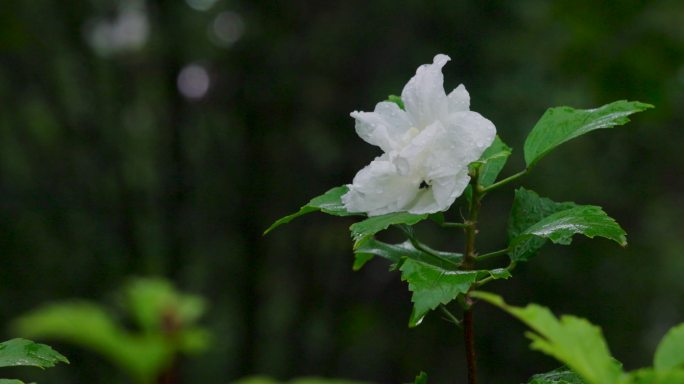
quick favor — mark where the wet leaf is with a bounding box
[265,186,360,234]
[524,100,652,169]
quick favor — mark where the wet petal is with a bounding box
[342,154,421,216]
[351,101,412,152]
[401,54,450,128]
[447,84,470,112]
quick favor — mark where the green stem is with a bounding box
[440,305,462,328]
[476,248,509,262]
[479,169,528,193]
[474,261,517,288]
[441,222,470,229]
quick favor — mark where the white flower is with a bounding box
[342,54,496,216]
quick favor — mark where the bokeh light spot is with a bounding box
[209,11,245,48]
[177,64,210,100]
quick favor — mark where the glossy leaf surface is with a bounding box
[400,259,477,327]
[477,135,512,186]
[0,338,68,369]
[353,238,462,271]
[527,367,586,384]
[508,189,626,262]
[524,100,652,168]
[350,212,427,248]
[265,186,359,234]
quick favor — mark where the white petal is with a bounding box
[397,121,464,180]
[342,154,421,216]
[442,111,496,163]
[447,84,470,112]
[431,169,470,210]
[350,101,412,152]
[400,54,450,128]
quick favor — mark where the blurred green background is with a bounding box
[1,0,683,383]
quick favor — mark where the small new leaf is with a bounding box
[654,323,684,371]
[524,100,653,169]
[265,186,360,235]
[388,95,405,110]
[473,292,622,384]
[0,338,68,369]
[350,212,428,248]
[400,259,478,327]
[477,136,512,187]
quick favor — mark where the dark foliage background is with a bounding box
[1,0,683,383]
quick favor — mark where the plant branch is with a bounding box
[441,221,470,229]
[462,171,483,384]
[479,169,528,193]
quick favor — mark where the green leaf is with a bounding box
[350,212,428,248]
[507,188,627,262]
[509,205,627,262]
[353,239,462,271]
[477,136,512,187]
[413,372,428,384]
[0,380,25,384]
[622,369,684,384]
[400,259,478,327]
[473,292,622,384]
[0,338,68,369]
[654,323,684,371]
[123,277,206,333]
[232,377,369,384]
[388,94,405,110]
[265,186,360,235]
[527,367,587,384]
[524,100,653,169]
[507,188,578,262]
[13,303,171,383]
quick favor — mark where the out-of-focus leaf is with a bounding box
[350,212,427,248]
[413,371,428,384]
[524,100,653,169]
[474,292,622,384]
[400,259,478,327]
[123,277,206,333]
[353,238,462,271]
[621,368,684,384]
[232,377,368,384]
[527,367,587,383]
[265,186,360,234]
[654,323,684,371]
[12,302,170,383]
[0,379,25,384]
[476,136,512,187]
[0,338,68,369]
